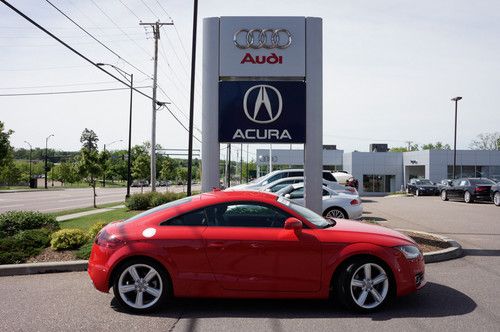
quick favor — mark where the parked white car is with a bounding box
[260,176,358,196]
[275,183,363,220]
[230,169,354,192]
[331,171,353,185]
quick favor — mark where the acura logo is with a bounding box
[243,85,282,124]
[233,29,292,49]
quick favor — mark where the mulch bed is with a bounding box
[400,230,451,253]
[26,247,77,263]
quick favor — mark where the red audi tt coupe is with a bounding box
[88,190,425,313]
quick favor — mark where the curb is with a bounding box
[0,260,88,277]
[396,229,463,264]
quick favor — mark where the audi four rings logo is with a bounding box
[243,85,283,124]
[233,29,292,49]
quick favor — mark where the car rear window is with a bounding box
[470,179,495,185]
[122,196,193,224]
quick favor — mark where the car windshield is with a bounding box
[470,179,496,185]
[276,196,330,228]
[416,180,433,185]
[122,196,193,224]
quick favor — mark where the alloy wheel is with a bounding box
[464,191,472,203]
[494,192,500,206]
[117,264,163,310]
[326,208,346,219]
[350,263,389,310]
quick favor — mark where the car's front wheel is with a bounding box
[494,192,500,206]
[464,191,474,203]
[336,259,393,312]
[416,189,420,197]
[113,259,169,313]
[441,190,448,201]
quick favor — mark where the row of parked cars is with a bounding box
[229,169,363,219]
[406,177,500,206]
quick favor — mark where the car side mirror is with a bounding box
[284,193,291,199]
[284,217,302,231]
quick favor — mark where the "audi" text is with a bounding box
[240,53,283,65]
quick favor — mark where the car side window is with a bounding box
[322,172,336,182]
[452,179,461,186]
[161,209,207,226]
[288,171,303,177]
[459,180,468,186]
[322,189,330,196]
[206,203,289,228]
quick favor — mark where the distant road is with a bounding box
[0,185,200,213]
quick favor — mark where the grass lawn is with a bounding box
[50,202,125,217]
[59,208,141,230]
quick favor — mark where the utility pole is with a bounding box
[451,96,462,179]
[246,144,249,183]
[240,143,243,184]
[45,134,54,189]
[24,141,32,187]
[226,144,231,187]
[140,20,173,192]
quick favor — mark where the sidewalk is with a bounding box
[56,205,125,221]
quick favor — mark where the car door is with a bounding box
[202,201,322,293]
[448,179,461,198]
[156,209,213,292]
[458,179,469,197]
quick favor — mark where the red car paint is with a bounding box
[88,190,425,300]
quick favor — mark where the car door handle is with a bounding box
[207,242,224,248]
[250,242,264,249]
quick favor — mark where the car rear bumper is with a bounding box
[87,244,112,293]
[473,193,492,201]
[348,204,363,220]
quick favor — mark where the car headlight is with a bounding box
[395,245,421,259]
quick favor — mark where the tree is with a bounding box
[469,132,500,150]
[421,142,451,150]
[160,156,177,181]
[389,144,419,152]
[59,160,80,185]
[132,154,150,182]
[77,129,102,208]
[0,121,14,167]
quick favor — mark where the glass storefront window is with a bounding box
[363,174,396,192]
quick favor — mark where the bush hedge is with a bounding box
[0,211,59,237]
[126,192,186,210]
[0,228,52,264]
[87,221,108,240]
[50,228,89,251]
[75,241,93,260]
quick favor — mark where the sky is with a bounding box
[1,0,499,162]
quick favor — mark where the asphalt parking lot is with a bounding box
[0,195,499,331]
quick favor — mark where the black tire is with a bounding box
[494,192,500,207]
[441,190,448,201]
[323,207,348,219]
[334,258,394,312]
[464,191,474,203]
[112,258,170,313]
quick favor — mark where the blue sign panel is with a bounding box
[219,81,306,143]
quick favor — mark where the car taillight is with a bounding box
[475,186,489,192]
[350,199,360,205]
[95,229,125,249]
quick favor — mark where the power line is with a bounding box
[116,0,140,21]
[0,0,153,101]
[0,80,121,90]
[0,86,149,97]
[43,0,152,80]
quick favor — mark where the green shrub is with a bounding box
[0,228,51,264]
[75,241,93,260]
[87,221,108,240]
[0,211,59,237]
[50,229,89,251]
[125,193,151,210]
[126,192,186,210]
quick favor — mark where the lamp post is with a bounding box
[96,63,133,198]
[103,139,123,187]
[451,96,462,179]
[24,141,32,187]
[45,134,54,189]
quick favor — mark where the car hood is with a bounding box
[316,219,416,247]
[417,185,437,189]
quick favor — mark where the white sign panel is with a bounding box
[219,16,305,77]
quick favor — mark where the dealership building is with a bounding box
[256,146,500,194]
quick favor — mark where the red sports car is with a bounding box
[88,190,425,313]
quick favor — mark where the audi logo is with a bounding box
[233,29,292,49]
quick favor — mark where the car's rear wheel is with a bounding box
[113,259,169,313]
[464,191,474,203]
[336,259,392,312]
[416,189,420,197]
[324,207,348,219]
[441,190,448,201]
[494,192,500,206]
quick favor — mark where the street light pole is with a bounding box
[451,96,462,179]
[45,134,54,189]
[24,141,32,187]
[96,63,134,199]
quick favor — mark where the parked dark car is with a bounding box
[440,178,496,203]
[491,182,500,206]
[406,179,439,196]
[437,179,453,192]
